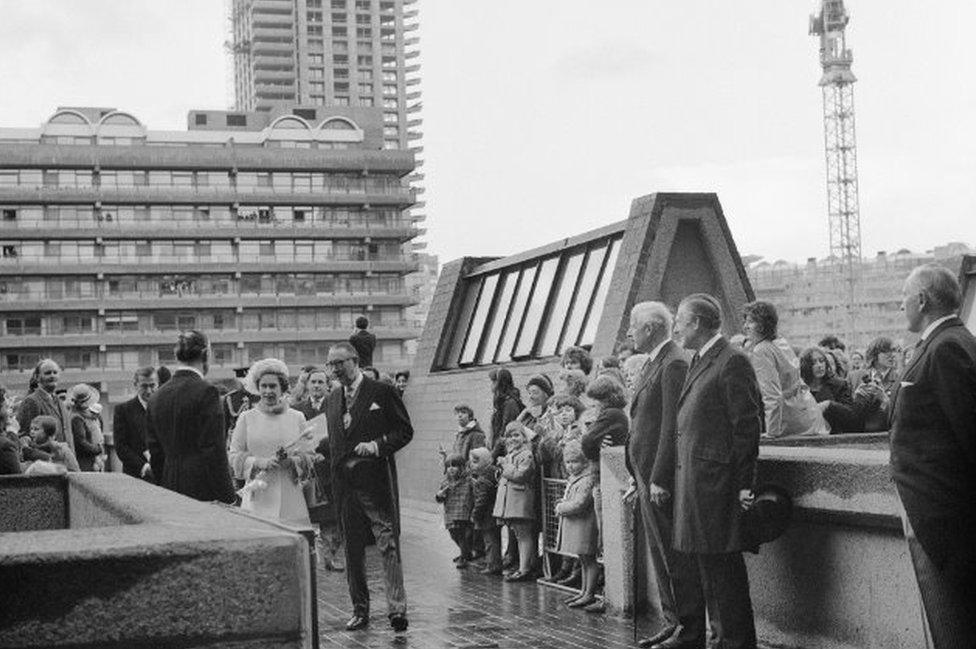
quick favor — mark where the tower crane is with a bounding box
[810,0,862,344]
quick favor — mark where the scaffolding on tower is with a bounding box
[810,0,862,345]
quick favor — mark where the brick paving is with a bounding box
[316,509,651,649]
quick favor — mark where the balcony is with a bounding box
[0,185,417,208]
[0,256,421,276]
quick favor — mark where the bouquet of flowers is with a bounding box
[237,428,317,501]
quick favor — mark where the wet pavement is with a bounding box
[316,508,653,648]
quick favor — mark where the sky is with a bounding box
[1,1,973,265]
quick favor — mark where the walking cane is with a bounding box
[630,490,639,644]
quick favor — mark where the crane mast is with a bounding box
[810,0,861,345]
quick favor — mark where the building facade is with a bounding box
[747,242,974,351]
[0,105,420,414]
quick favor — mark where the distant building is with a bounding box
[0,105,421,418]
[403,252,438,361]
[747,243,974,351]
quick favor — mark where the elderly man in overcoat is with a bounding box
[324,342,413,633]
[890,264,976,649]
[624,301,699,649]
[669,293,763,649]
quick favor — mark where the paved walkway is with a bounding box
[316,509,651,649]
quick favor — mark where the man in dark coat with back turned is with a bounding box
[669,294,763,649]
[889,264,976,649]
[624,301,698,649]
[325,341,413,633]
[348,316,376,368]
[146,330,235,504]
[113,366,158,482]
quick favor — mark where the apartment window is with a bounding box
[105,313,138,332]
[331,0,345,7]
[356,0,371,9]
[194,114,208,125]
[2,245,18,258]
[293,108,317,120]
[226,114,247,127]
[331,11,346,22]
[308,25,323,35]
[383,112,398,124]
[358,83,373,94]
[334,96,350,106]
[309,53,324,64]
[382,83,397,95]
[311,95,325,105]
[309,67,324,78]
[5,316,41,336]
[382,70,397,82]
[332,26,347,37]
[334,68,349,78]
[259,242,274,257]
[360,96,374,106]
[308,0,322,6]
[333,54,348,65]
[382,55,396,67]
[310,81,325,93]
[2,209,16,221]
[334,81,350,93]
[357,54,373,66]
[383,98,398,109]
[333,40,348,52]
[308,10,323,21]
[383,126,398,138]
[360,69,373,81]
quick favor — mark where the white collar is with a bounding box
[459,419,478,432]
[137,396,149,410]
[648,338,670,363]
[921,315,955,341]
[697,333,723,359]
[176,365,205,379]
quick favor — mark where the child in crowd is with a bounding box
[555,440,600,608]
[435,453,474,568]
[536,394,586,480]
[28,415,80,472]
[469,447,502,575]
[492,421,537,582]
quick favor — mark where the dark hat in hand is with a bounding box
[743,483,793,547]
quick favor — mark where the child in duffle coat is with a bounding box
[555,440,601,608]
[469,447,502,575]
[435,453,474,568]
[492,421,537,582]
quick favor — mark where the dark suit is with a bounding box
[146,369,235,504]
[113,397,152,480]
[349,329,377,368]
[674,337,763,649]
[626,341,699,640]
[326,375,413,619]
[890,317,976,649]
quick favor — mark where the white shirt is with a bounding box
[648,338,670,363]
[137,396,149,411]
[921,315,955,341]
[310,396,325,411]
[344,371,364,403]
[176,365,205,379]
[696,333,723,360]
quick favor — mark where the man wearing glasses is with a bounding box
[324,342,413,634]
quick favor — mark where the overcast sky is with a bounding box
[1,1,973,264]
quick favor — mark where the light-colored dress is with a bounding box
[229,406,313,525]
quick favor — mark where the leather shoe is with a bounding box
[503,570,533,582]
[650,625,687,649]
[638,625,677,648]
[390,613,408,633]
[345,615,369,631]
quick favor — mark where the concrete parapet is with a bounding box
[0,473,313,649]
[600,441,926,649]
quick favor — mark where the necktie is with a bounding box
[690,351,700,371]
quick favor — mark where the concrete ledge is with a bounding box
[600,442,925,649]
[0,473,312,649]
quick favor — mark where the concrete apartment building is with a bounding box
[0,105,420,412]
[747,242,974,351]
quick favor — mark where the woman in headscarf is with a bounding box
[229,358,316,525]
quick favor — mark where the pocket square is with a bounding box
[900,381,914,388]
[369,402,381,411]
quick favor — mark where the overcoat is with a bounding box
[325,375,413,537]
[580,406,629,464]
[626,340,688,491]
[555,467,600,555]
[146,369,236,503]
[113,396,151,479]
[470,465,499,530]
[673,337,762,553]
[492,446,535,520]
[889,316,976,574]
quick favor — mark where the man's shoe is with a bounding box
[345,615,369,631]
[650,626,687,649]
[503,570,533,582]
[638,625,677,648]
[583,599,606,614]
[390,613,409,633]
